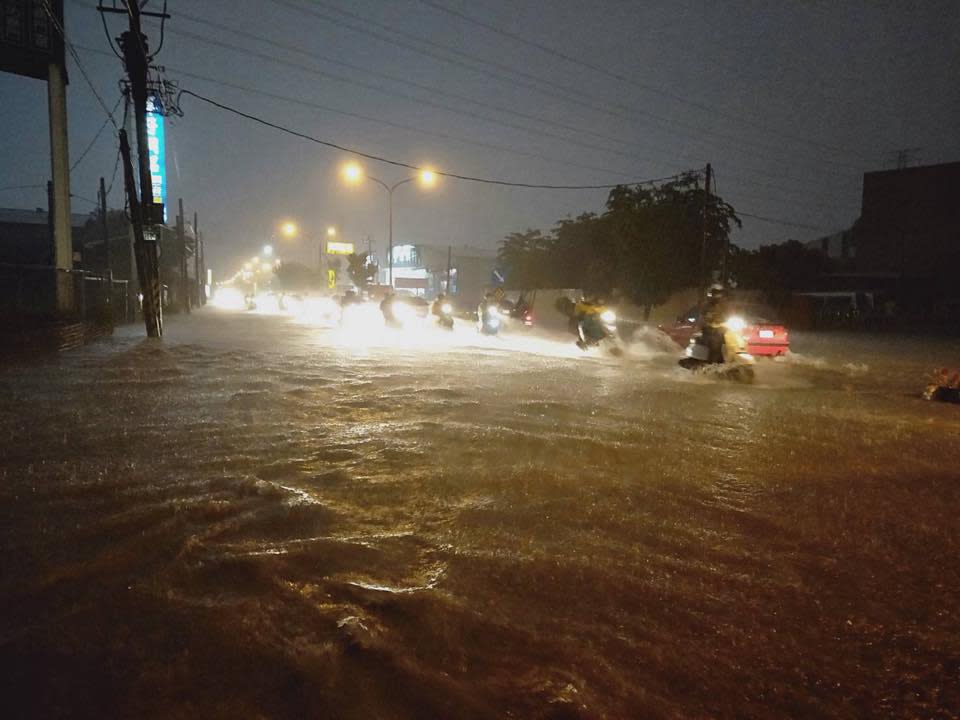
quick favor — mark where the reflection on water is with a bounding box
[1,310,959,718]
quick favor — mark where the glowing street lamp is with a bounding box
[326,226,337,238]
[280,221,298,239]
[339,160,438,286]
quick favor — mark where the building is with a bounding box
[854,161,960,299]
[0,206,88,266]
[382,243,497,304]
[805,227,855,262]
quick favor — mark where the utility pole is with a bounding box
[102,0,168,337]
[47,49,73,313]
[177,198,189,314]
[446,245,452,294]
[118,128,161,335]
[699,162,712,300]
[99,176,111,282]
[193,211,201,307]
[199,231,207,305]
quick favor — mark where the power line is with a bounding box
[169,15,665,167]
[40,0,119,130]
[161,8,859,203]
[166,26,664,170]
[75,43,654,180]
[0,184,46,193]
[736,211,825,232]
[178,88,693,190]
[268,0,866,176]
[70,192,99,206]
[70,94,123,171]
[413,0,873,162]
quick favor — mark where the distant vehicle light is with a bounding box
[600,309,616,324]
[441,303,452,314]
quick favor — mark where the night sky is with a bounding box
[1,0,958,275]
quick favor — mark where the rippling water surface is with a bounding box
[1,310,959,718]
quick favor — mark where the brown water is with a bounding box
[1,310,959,718]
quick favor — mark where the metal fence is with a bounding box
[0,263,130,325]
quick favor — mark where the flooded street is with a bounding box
[2,309,959,719]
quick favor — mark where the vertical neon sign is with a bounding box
[145,96,167,222]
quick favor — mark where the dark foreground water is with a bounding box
[1,310,959,719]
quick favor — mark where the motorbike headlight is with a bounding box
[725,315,746,332]
[441,303,452,314]
[600,309,616,324]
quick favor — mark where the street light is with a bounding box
[280,221,298,239]
[341,161,438,287]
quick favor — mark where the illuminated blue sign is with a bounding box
[145,96,167,222]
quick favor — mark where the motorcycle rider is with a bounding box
[432,293,453,327]
[700,284,729,362]
[380,291,398,326]
[572,293,607,349]
[432,293,448,317]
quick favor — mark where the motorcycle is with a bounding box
[434,300,454,330]
[576,309,621,355]
[678,315,756,382]
[477,303,502,335]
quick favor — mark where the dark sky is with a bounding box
[2,0,958,275]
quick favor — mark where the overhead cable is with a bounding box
[178,89,694,190]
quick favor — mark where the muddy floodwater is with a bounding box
[1,310,959,719]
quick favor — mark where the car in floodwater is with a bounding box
[660,304,790,357]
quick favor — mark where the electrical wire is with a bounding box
[0,185,46,193]
[161,13,859,200]
[413,0,873,162]
[70,94,124,172]
[152,0,168,55]
[736,211,825,232]
[178,89,693,190]
[70,193,100,206]
[98,1,124,59]
[269,0,866,176]
[75,44,655,180]
[40,0,119,129]
[167,26,665,171]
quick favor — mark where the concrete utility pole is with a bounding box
[118,128,160,334]
[47,52,73,313]
[699,162,712,299]
[99,176,111,282]
[105,0,168,336]
[193,211,201,306]
[177,198,190,314]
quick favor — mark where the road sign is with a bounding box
[326,241,354,255]
[492,268,506,285]
[145,96,167,222]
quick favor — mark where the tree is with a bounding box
[731,240,831,307]
[273,261,320,293]
[496,173,741,317]
[346,252,377,289]
[497,229,552,289]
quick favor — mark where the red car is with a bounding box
[659,305,790,357]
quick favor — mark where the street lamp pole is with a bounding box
[366,176,413,288]
[341,162,436,288]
